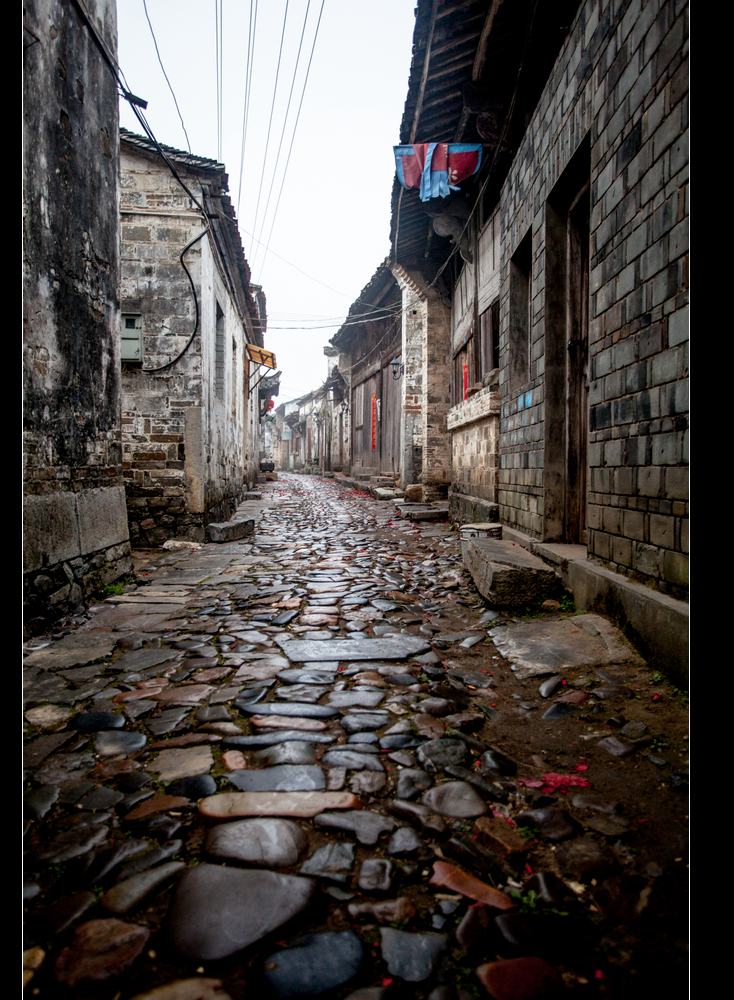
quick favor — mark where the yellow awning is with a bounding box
[246,345,277,369]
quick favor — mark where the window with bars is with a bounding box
[452,298,500,405]
[509,231,532,393]
[479,299,500,379]
[453,337,475,405]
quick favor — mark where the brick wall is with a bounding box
[494,0,688,597]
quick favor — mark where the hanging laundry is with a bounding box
[394,142,483,201]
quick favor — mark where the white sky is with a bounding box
[117,0,417,402]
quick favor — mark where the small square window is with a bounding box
[121,314,142,362]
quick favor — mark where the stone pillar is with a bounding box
[421,288,452,501]
[391,267,423,490]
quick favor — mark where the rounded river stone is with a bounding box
[263,931,363,998]
[227,765,325,792]
[417,738,469,770]
[71,713,125,733]
[205,818,308,867]
[167,865,315,960]
[93,731,147,756]
[379,928,448,981]
[421,781,488,818]
[167,774,217,799]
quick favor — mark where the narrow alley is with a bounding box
[23,476,688,1000]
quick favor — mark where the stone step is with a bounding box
[206,518,255,543]
[463,537,558,606]
[394,502,449,522]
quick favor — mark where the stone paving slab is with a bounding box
[24,636,118,670]
[149,747,214,781]
[464,538,558,606]
[488,614,645,679]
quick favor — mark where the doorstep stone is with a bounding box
[464,537,558,606]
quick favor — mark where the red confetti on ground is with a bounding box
[524,864,533,874]
[382,979,393,987]
[574,762,589,772]
[517,773,592,793]
[594,970,605,979]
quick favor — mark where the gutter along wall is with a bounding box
[120,138,264,545]
[23,0,132,621]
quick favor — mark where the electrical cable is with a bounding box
[142,0,191,152]
[236,0,258,219]
[72,0,412,377]
[250,0,291,260]
[215,0,221,161]
[138,228,207,373]
[250,0,313,274]
[257,0,325,280]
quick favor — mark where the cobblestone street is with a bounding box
[23,475,689,1000]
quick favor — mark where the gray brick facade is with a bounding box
[490,0,687,597]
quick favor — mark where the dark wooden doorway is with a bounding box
[544,136,590,544]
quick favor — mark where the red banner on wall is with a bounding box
[463,364,468,400]
[371,394,377,450]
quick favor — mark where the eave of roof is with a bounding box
[329,259,400,351]
[390,0,582,275]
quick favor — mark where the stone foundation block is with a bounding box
[464,538,558,606]
[206,518,255,543]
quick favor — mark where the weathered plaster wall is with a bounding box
[200,244,254,519]
[495,0,688,597]
[23,0,131,620]
[120,148,256,545]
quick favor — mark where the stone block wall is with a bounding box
[122,375,205,546]
[393,268,424,489]
[497,386,546,537]
[447,388,501,507]
[585,0,688,597]
[495,0,687,597]
[421,289,453,499]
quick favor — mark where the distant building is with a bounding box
[328,263,403,481]
[23,0,132,625]
[119,130,270,545]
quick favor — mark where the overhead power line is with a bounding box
[142,0,191,152]
[257,0,326,280]
[250,0,313,274]
[236,0,259,219]
[250,0,291,260]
